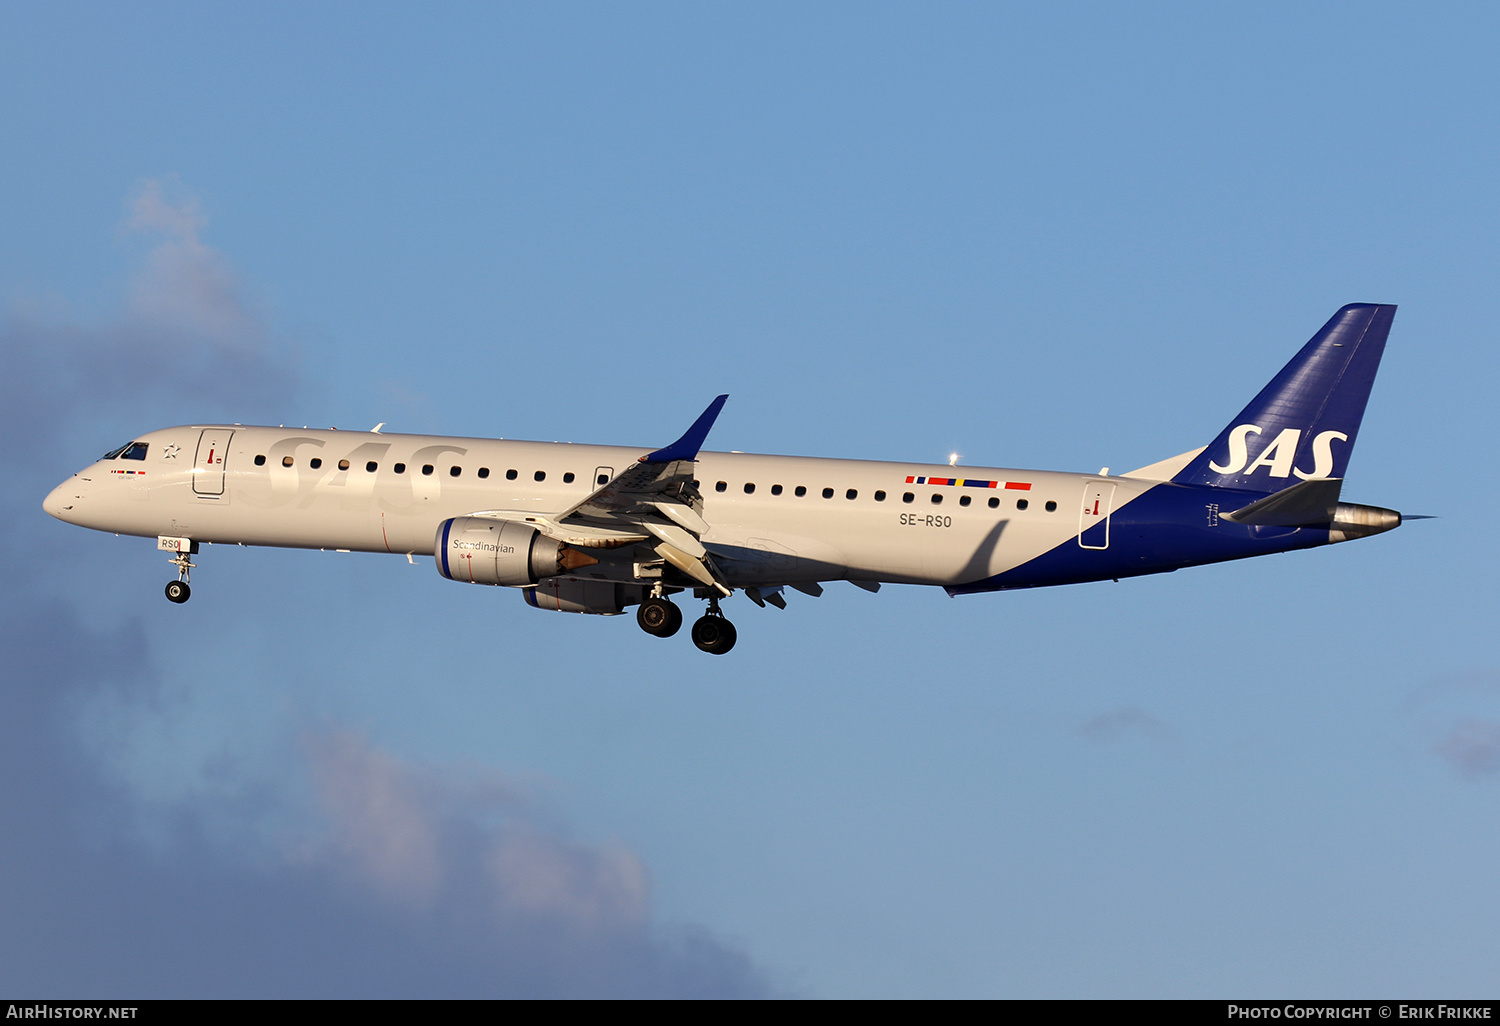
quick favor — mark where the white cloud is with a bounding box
[306,731,445,906]
[489,829,650,929]
[304,730,653,932]
[124,177,262,343]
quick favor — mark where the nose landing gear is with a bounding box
[159,536,198,604]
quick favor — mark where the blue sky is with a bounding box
[3,2,1496,997]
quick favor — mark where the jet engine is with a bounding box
[434,517,597,586]
[524,579,648,615]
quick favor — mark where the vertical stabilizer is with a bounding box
[1173,304,1395,493]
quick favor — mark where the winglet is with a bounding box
[642,394,729,464]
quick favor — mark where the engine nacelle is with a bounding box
[524,579,647,615]
[435,517,596,586]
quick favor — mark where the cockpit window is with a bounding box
[103,441,149,460]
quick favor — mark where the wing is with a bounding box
[468,395,733,595]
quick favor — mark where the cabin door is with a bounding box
[193,429,233,497]
[1077,480,1116,550]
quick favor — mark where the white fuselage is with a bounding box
[45,424,1146,589]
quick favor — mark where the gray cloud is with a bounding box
[1078,705,1175,747]
[1434,719,1500,781]
[1405,670,1500,783]
[0,182,770,997]
[1,176,296,462]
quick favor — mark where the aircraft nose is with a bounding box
[43,479,82,521]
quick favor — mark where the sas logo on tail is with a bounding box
[1208,426,1348,479]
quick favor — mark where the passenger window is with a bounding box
[254,455,266,466]
[121,443,148,461]
[1016,498,1028,510]
[422,465,434,475]
[716,481,727,492]
[534,471,546,482]
[283,456,295,467]
[931,493,943,505]
[478,468,489,479]
[771,484,783,496]
[506,469,518,480]
[1045,500,1057,512]
[563,472,575,484]
[794,486,807,497]
[366,461,378,472]
[338,459,350,471]
[988,496,1000,509]
[959,495,971,507]
[394,463,406,474]
[903,492,914,503]
[845,489,857,500]
[744,483,756,494]
[874,491,886,502]
[450,466,461,477]
[597,473,609,485]
[310,458,323,470]
[821,487,834,499]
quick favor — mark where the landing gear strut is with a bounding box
[637,596,683,638]
[691,595,737,655]
[162,538,197,604]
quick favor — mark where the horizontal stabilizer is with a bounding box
[1222,477,1343,526]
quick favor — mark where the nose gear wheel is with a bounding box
[162,539,198,603]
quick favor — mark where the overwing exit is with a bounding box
[44,304,1406,654]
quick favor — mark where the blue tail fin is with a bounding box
[1172,304,1396,493]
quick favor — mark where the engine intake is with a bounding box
[435,517,596,586]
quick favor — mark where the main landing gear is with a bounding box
[690,600,737,656]
[636,591,737,654]
[637,595,684,638]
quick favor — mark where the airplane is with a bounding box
[43,304,1405,655]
